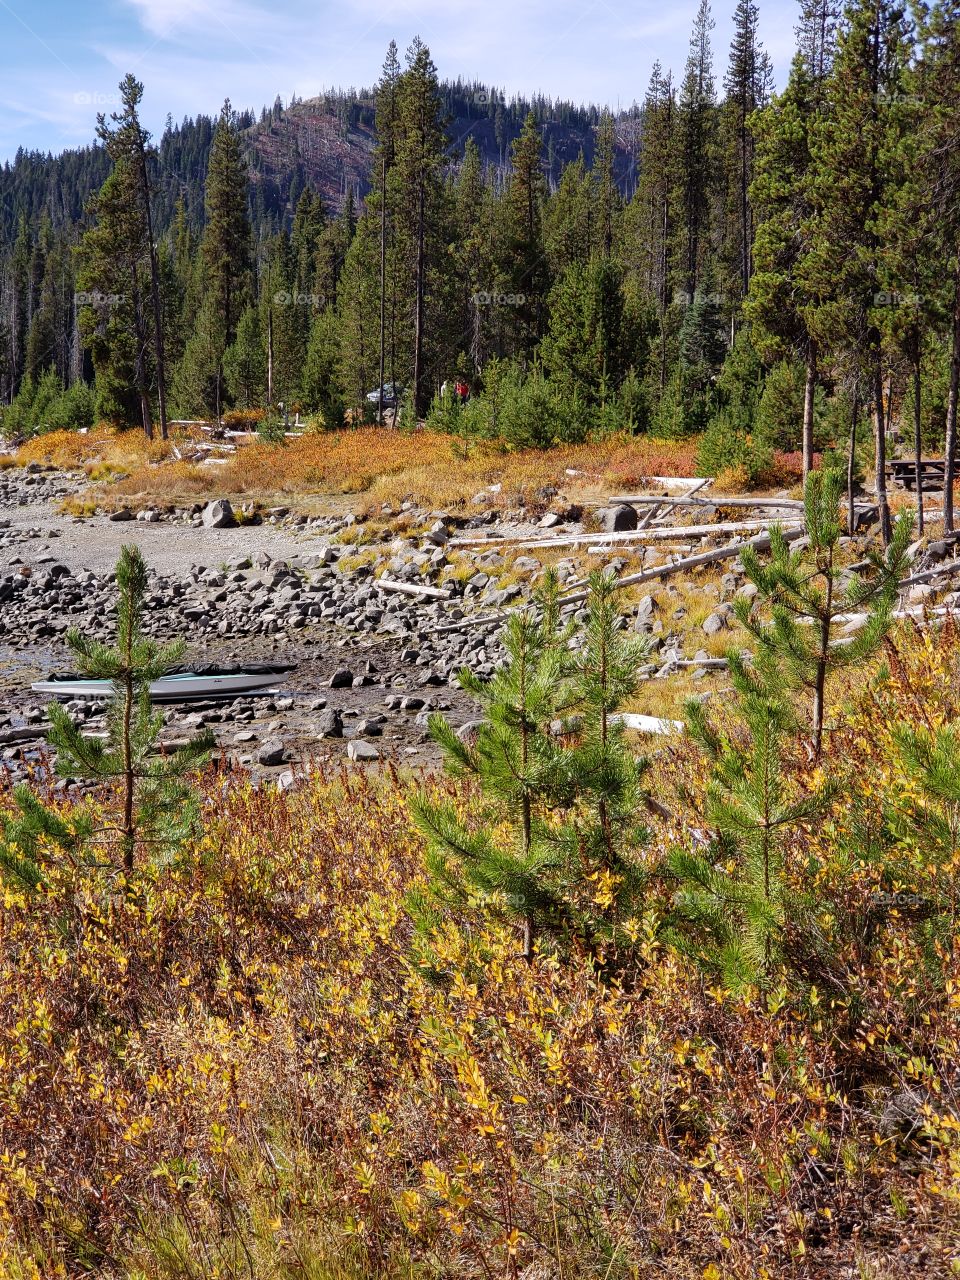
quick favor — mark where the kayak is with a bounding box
[32,667,291,703]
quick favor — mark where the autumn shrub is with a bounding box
[2,616,960,1276]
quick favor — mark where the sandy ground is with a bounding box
[0,500,333,577]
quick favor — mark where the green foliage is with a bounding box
[696,405,773,483]
[414,571,654,969]
[735,466,911,753]
[669,652,834,991]
[411,573,572,960]
[46,545,213,872]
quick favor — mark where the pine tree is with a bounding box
[199,101,253,417]
[223,304,266,408]
[669,651,834,991]
[735,466,911,757]
[373,41,402,423]
[722,0,772,308]
[76,161,155,434]
[501,112,549,360]
[915,0,960,531]
[552,570,651,963]
[97,75,169,439]
[803,0,914,543]
[592,111,620,259]
[34,546,211,876]
[412,576,571,962]
[392,39,449,418]
[676,0,718,301]
[745,55,821,477]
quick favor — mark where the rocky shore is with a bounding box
[3,460,958,789]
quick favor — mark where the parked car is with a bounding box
[365,383,402,408]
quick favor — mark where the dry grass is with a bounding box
[30,427,703,513]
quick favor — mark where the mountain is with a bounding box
[0,82,641,250]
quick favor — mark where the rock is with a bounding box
[909,583,935,604]
[879,1088,929,1140]
[702,611,727,636]
[329,668,354,688]
[256,738,286,766]
[600,504,638,533]
[537,511,562,529]
[456,720,484,741]
[109,508,135,522]
[202,499,234,529]
[347,740,380,762]
[315,708,343,738]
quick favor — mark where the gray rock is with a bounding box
[202,499,234,529]
[109,508,135,522]
[702,611,727,636]
[347,740,380,762]
[329,668,354,688]
[600,504,638,533]
[256,738,286,766]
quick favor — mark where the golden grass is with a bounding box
[49,427,701,512]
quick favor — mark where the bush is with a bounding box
[0,371,96,438]
[696,406,773,484]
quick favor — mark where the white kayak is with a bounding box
[32,670,288,702]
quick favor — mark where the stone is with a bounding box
[314,708,343,738]
[347,740,380,762]
[202,499,234,529]
[702,611,727,636]
[456,720,484,741]
[256,738,286,766]
[600,504,638,533]
[537,511,562,529]
[329,668,354,688]
[109,508,135,522]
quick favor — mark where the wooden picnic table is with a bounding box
[886,458,948,491]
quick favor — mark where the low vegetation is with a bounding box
[2,476,959,1277]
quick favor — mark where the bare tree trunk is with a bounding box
[135,131,167,440]
[913,342,924,536]
[847,387,859,536]
[873,358,892,545]
[943,259,960,534]
[131,265,153,441]
[802,338,817,480]
[378,151,387,426]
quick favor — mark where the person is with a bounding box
[455,380,469,404]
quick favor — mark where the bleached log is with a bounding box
[375,576,453,601]
[452,518,802,551]
[897,558,960,589]
[612,712,685,735]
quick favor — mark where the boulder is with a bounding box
[202,499,234,529]
[315,708,343,738]
[256,738,286,766]
[600,504,638,533]
[329,668,354,688]
[347,740,380,762]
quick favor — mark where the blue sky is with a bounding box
[0,0,799,161]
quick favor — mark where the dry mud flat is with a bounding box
[0,469,485,785]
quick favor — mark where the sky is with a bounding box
[0,0,799,161]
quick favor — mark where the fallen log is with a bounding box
[426,528,808,634]
[612,712,685,736]
[375,576,453,601]
[0,725,48,745]
[897,558,960,589]
[452,518,803,551]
